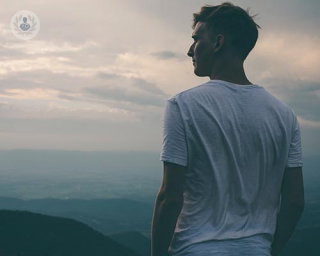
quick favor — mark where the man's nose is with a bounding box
[187,45,194,57]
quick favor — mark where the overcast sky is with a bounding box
[0,0,319,158]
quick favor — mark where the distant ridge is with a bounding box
[0,210,142,256]
[0,196,153,236]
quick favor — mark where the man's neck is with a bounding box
[209,60,252,85]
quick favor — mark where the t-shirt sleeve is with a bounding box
[285,114,303,168]
[160,99,188,167]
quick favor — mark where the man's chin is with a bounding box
[194,68,207,77]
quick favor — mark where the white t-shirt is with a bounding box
[160,80,303,256]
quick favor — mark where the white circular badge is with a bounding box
[10,10,40,40]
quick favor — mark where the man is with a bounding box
[151,2,304,256]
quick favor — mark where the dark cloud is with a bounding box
[131,77,168,96]
[262,78,320,121]
[83,86,166,107]
[58,93,80,102]
[256,0,320,34]
[0,75,43,92]
[0,46,28,60]
[150,51,185,60]
[95,71,120,79]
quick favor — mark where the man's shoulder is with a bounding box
[167,81,210,103]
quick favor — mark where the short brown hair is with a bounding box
[192,2,261,61]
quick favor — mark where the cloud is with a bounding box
[259,78,320,125]
[150,51,185,60]
[0,88,59,100]
[0,67,166,122]
[249,32,320,81]
[45,102,140,122]
[83,85,166,107]
[114,51,207,95]
[298,116,320,129]
[0,45,27,60]
[2,40,99,55]
[0,56,87,76]
[95,71,120,80]
[131,77,168,96]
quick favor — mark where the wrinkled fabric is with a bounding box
[173,233,272,256]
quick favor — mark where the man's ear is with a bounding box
[214,34,224,52]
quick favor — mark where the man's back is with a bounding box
[160,79,303,255]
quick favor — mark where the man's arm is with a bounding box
[151,162,185,256]
[271,167,305,256]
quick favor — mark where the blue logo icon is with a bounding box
[20,17,31,31]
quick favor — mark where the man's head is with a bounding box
[187,2,261,77]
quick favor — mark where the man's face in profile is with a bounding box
[187,22,216,77]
